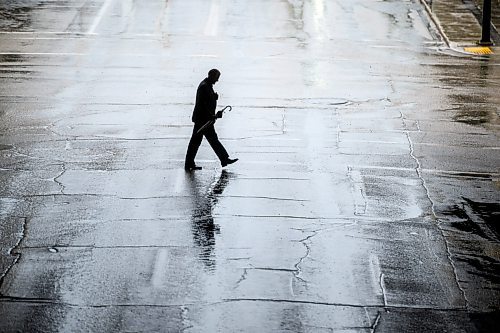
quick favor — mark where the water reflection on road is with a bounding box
[186,170,235,270]
[437,57,499,126]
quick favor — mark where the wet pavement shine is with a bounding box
[0,0,499,332]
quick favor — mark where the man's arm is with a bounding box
[199,83,217,117]
[199,84,211,108]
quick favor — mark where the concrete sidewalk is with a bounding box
[421,0,499,47]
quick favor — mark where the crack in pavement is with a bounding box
[369,252,390,310]
[370,310,383,333]
[233,268,249,289]
[292,229,322,286]
[233,253,325,292]
[53,163,66,194]
[234,266,303,290]
[379,273,388,307]
[0,217,28,297]
[400,110,469,310]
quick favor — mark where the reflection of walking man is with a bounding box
[186,170,235,268]
[184,69,238,171]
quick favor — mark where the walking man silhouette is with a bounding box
[184,69,238,171]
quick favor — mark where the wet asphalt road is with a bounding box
[0,0,499,332]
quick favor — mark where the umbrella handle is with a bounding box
[219,105,232,113]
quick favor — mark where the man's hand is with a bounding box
[216,110,223,119]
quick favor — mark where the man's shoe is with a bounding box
[222,158,238,167]
[185,165,202,171]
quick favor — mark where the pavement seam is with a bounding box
[222,298,469,312]
[226,214,423,222]
[20,245,204,250]
[0,295,470,312]
[400,110,470,310]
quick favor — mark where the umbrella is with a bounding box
[196,105,232,135]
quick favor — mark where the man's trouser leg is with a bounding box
[203,125,229,164]
[185,125,204,167]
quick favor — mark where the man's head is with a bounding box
[208,68,221,84]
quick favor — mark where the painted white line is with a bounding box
[188,54,219,58]
[151,249,169,287]
[204,0,220,36]
[88,0,114,35]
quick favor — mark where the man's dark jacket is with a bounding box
[192,78,218,123]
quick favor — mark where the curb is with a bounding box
[418,0,495,55]
[419,0,451,47]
